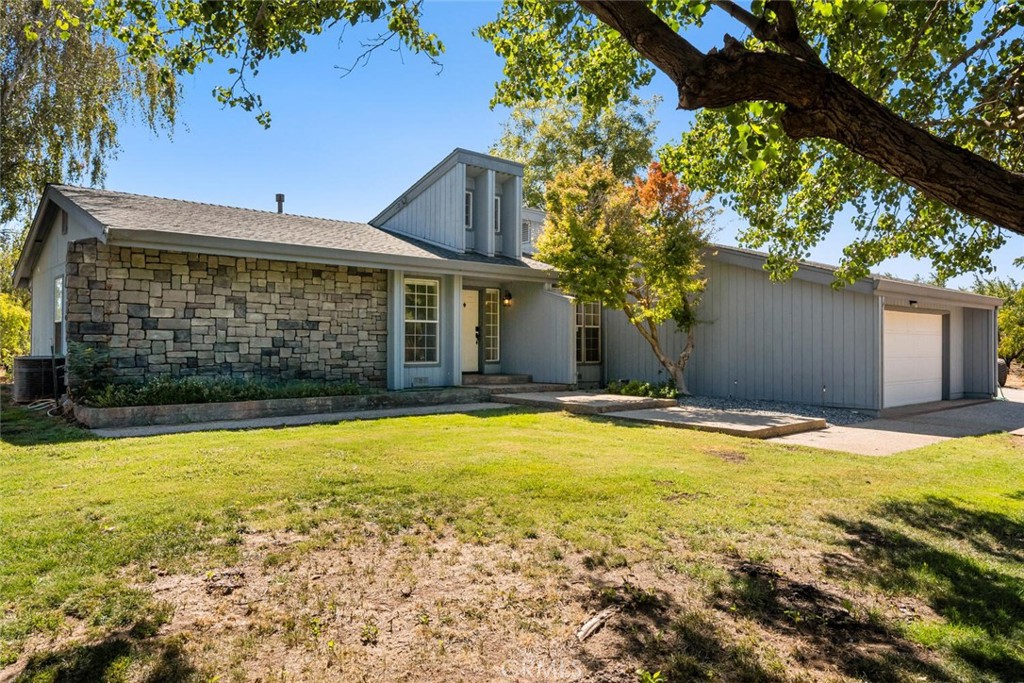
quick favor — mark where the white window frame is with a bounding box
[464,190,473,230]
[53,275,65,355]
[483,288,500,363]
[494,196,501,234]
[575,301,601,365]
[404,278,440,365]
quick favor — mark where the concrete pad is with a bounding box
[493,391,676,415]
[92,402,509,439]
[773,425,949,455]
[774,397,1024,455]
[604,406,827,439]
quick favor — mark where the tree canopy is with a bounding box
[1,0,177,225]
[28,1,1024,282]
[491,96,659,208]
[480,1,1024,282]
[537,161,713,393]
[1,0,177,291]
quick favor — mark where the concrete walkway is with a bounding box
[92,402,509,438]
[606,405,826,438]
[495,391,826,438]
[494,391,676,414]
[773,394,1024,455]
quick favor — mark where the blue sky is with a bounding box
[102,1,1021,288]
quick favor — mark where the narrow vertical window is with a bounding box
[404,279,439,364]
[575,301,600,364]
[494,196,501,234]
[483,288,500,362]
[464,191,473,230]
[53,276,64,355]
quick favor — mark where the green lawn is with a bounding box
[1,398,1023,682]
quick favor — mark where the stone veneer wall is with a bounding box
[65,239,388,387]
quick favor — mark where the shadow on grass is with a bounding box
[1,385,94,447]
[575,576,791,682]
[575,413,660,429]
[13,633,195,683]
[576,560,955,681]
[879,495,1024,563]
[823,497,1024,681]
[719,561,951,683]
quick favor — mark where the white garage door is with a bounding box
[883,310,943,408]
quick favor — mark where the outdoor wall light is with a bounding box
[502,290,513,307]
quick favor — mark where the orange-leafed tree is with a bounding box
[538,160,714,394]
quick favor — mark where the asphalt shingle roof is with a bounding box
[53,185,552,272]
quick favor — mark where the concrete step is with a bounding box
[478,383,573,395]
[462,373,532,386]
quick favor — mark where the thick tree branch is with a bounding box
[764,1,821,64]
[576,0,703,82]
[576,0,1024,236]
[708,1,821,64]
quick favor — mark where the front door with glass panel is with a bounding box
[461,290,480,372]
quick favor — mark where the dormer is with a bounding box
[520,207,546,256]
[371,149,524,258]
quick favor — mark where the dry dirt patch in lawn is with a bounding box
[4,521,952,683]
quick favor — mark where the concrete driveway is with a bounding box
[772,388,1024,455]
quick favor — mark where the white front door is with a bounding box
[883,309,943,408]
[461,289,480,372]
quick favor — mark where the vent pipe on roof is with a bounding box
[275,193,285,214]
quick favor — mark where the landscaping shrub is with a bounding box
[605,379,679,399]
[0,293,30,371]
[66,341,114,400]
[81,375,369,408]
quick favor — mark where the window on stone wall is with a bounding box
[483,288,500,363]
[53,275,64,355]
[405,279,439,364]
[576,301,600,364]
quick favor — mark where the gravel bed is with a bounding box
[677,395,875,426]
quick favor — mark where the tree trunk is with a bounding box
[577,0,1024,236]
[673,328,695,395]
[625,309,696,396]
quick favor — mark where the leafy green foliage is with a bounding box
[1,0,177,226]
[973,276,1024,367]
[65,341,114,401]
[491,96,660,207]
[538,161,713,392]
[480,1,1023,282]
[80,375,367,408]
[0,294,30,371]
[606,379,678,399]
[89,0,444,129]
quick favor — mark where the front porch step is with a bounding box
[462,373,532,386]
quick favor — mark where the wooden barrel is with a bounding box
[12,356,65,403]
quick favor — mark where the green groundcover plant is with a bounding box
[80,375,368,408]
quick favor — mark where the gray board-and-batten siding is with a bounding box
[603,257,881,410]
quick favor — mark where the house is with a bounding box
[13,148,1001,411]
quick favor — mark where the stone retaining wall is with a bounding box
[65,240,388,386]
[73,387,492,429]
